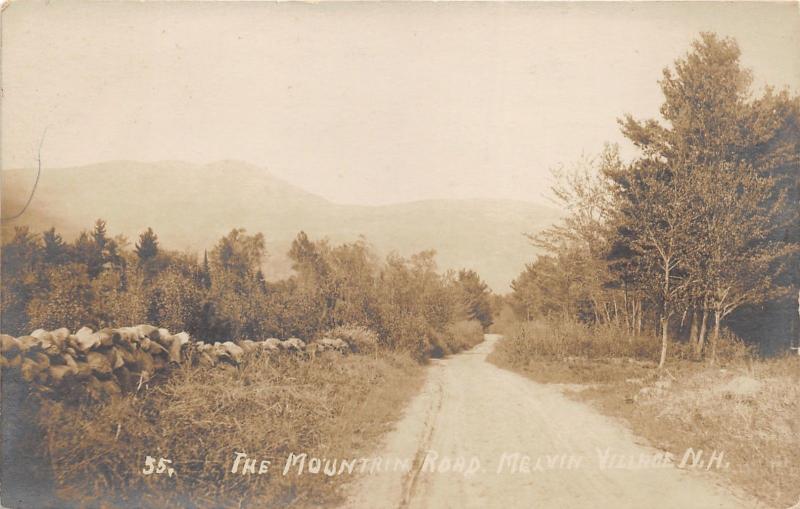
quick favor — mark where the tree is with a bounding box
[617,32,799,359]
[79,219,114,277]
[200,250,212,289]
[211,228,265,279]
[0,227,42,334]
[42,228,69,265]
[456,269,493,330]
[205,229,267,339]
[26,263,94,331]
[325,239,380,328]
[92,219,108,250]
[148,268,205,334]
[288,231,333,329]
[72,231,94,265]
[606,159,700,367]
[691,163,794,359]
[529,147,624,327]
[135,227,159,262]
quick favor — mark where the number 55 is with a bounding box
[143,456,174,477]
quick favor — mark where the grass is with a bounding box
[5,350,424,509]
[489,319,800,509]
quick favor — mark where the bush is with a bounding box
[488,304,518,336]
[325,324,380,354]
[26,263,95,332]
[441,320,484,354]
[711,328,756,364]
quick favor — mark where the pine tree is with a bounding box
[92,219,108,249]
[200,250,212,289]
[135,227,159,262]
[42,227,68,265]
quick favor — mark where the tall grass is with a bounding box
[12,350,422,509]
[494,318,753,367]
[495,319,658,364]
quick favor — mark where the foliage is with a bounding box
[135,227,159,262]
[26,263,95,332]
[1,227,41,333]
[2,221,491,361]
[511,33,800,361]
[455,269,493,330]
[147,267,205,335]
[325,324,381,354]
[442,319,485,354]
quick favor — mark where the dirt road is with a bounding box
[345,335,757,509]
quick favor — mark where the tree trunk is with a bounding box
[622,287,631,331]
[636,300,643,335]
[711,309,722,365]
[659,314,668,368]
[696,307,709,358]
[660,255,671,369]
[689,306,699,346]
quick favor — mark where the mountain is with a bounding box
[1,161,562,291]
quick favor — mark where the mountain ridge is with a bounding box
[1,161,561,291]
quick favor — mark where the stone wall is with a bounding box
[0,326,350,401]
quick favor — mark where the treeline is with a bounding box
[509,33,799,365]
[1,222,492,360]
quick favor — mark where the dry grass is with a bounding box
[9,350,423,509]
[492,319,754,365]
[657,358,798,507]
[490,320,800,508]
[576,357,800,508]
[493,319,661,362]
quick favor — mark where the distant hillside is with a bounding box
[1,161,561,291]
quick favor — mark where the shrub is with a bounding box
[377,312,433,361]
[147,268,205,334]
[488,304,518,336]
[709,328,756,364]
[441,319,484,354]
[26,263,95,331]
[325,324,380,354]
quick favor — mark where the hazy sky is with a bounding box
[2,1,798,206]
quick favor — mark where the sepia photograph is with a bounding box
[1,1,798,508]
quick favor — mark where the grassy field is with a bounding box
[489,320,800,509]
[5,350,424,509]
